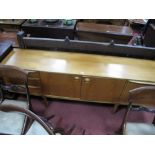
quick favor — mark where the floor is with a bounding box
[31,96,154,135]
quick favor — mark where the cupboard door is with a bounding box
[40,72,81,99]
[120,80,155,104]
[81,76,126,103]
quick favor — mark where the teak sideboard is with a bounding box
[1,48,155,106]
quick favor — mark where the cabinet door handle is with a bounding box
[84,78,90,82]
[74,76,80,80]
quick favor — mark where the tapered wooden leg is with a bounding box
[42,96,48,106]
[23,118,34,135]
[113,104,119,113]
[152,116,155,125]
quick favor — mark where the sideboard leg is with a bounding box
[42,96,48,107]
[113,104,119,113]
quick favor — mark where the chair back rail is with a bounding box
[120,86,155,134]
[0,104,54,135]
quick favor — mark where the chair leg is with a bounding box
[152,116,155,125]
[82,129,86,135]
[115,126,123,135]
[113,104,120,113]
[23,118,34,135]
[65,124,76,135]
[42,96,48,106]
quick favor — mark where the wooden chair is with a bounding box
[0,104,54,135]
[121,86,155,135]
[0,64,31,134]
[0,64,61,135]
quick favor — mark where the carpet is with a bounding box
[31,96,154,135]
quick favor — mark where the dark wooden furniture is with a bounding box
[143,24,155,48]
[0,104,54,135]
[0,32,19,47]
[127,19,147,31]
[0,42,12,62]
[0,19,25,31]
[121,86,155,135]
[76,22,134,44]
[0,64,31,106]
[0,64,30,134]
[21,19,77,39]
[0,19,24,48]
[0,64,47,106]
[81,19,127,26]
[0,64,59,135]
[17,31,155,60]
[128,19,147,26]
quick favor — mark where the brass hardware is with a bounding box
[74,76,80,80]
[84,78,90,82]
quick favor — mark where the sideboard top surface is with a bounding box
[1,48,155,82]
